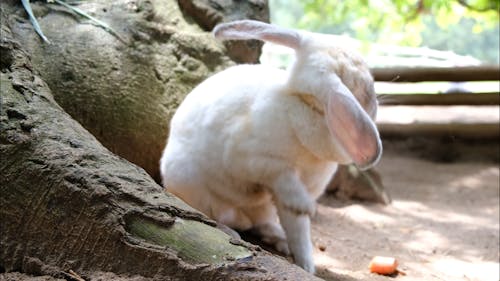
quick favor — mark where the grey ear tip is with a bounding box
[212,23,225,38]
[212,26,221,38]
[212,20,301,49]
[213,20,267,35]
[212,21,240,39]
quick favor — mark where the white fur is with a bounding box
[160,20,382,273]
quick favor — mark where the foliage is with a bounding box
[270,0,500,64]
[421,16,499,64]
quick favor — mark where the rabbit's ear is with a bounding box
[213,20,302,50]
[325,76,382,170]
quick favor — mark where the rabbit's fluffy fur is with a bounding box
[160,20,382,273]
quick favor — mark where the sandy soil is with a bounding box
[312,147,499,281]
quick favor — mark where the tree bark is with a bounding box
[7,0,269,182]
[177,0,269,64]
[0,13,320,281]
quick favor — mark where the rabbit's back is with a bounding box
[167,64,292,155]
[170,64,288,133]
[160,65,298,217]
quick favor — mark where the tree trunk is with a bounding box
[0,12,320,281]
[7,0,269,183]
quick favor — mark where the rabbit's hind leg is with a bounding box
[252,222,290,255]
[243,203,290,255]
[212,201,253,231]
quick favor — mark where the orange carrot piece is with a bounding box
[369,256,398,275]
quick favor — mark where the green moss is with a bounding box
[126,216,252,264]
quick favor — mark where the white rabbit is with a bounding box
[160,20,382,273]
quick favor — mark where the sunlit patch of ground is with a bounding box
[313,152,499,281]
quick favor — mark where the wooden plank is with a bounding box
[376,105,499,139]
[377,105,499,124]
[377,93,500,106]
[372,66,500,82]
[378,123,500,139]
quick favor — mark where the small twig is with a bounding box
[67,269,86,281]
[21,0,51,43]
[396,268,408,276]
[390,75,401,82]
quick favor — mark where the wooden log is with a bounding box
[372,66,500,82]
[377,105,499,139]
[378,123,500,139]
[377,93,500,106]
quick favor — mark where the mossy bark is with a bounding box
[0,5,319,281]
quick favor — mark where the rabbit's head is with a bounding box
[214,20,382,170]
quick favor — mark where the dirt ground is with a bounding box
[313,142,499,281]
[1,140,498,281]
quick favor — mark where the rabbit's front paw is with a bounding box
[273,174,316,216]
[293,246,315,274]
[279,194,316,216]
[296,256,315,274]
